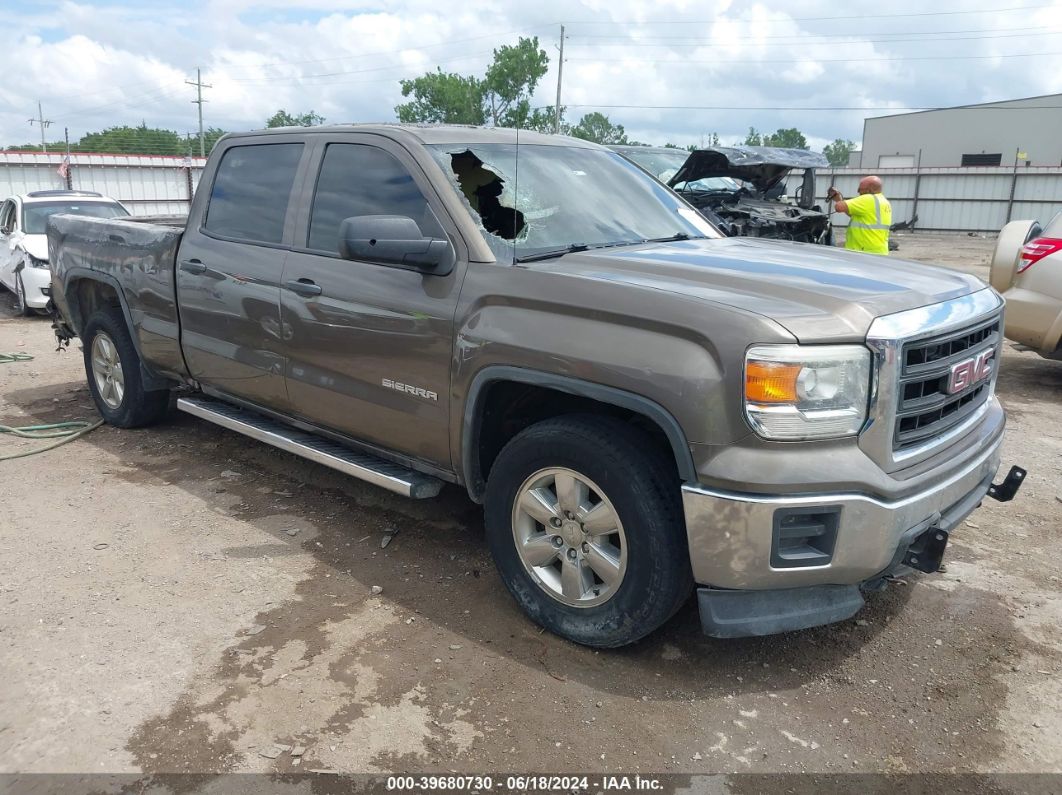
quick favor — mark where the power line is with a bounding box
[573,23,1053,41]
[213,24,559,74]
[577,30,1062,48]
[51,85,186,122]
[568,50,1062,66]
[564,4,1056,24]
[559,103,1062,111]
[219,50,497,84]
[27,102,53,152]
[554,25,566,134]
[186,68,212,157]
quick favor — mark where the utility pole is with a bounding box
[186,68,212,157]
[28,101,53,152]
[553,25,565,134]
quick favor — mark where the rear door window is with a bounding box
[307,143,443,254]
[204,143,303,245]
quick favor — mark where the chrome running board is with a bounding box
[176,395,443,499]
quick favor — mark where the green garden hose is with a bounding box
[0,352,104,460]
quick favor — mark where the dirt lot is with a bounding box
[1,233,1060,787]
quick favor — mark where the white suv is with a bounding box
[0,190,129,315]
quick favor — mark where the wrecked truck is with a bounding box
[47,124,1023,648]
[612,144,833,245]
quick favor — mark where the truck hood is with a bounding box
[668,146,829,193]
[532,237,985,342]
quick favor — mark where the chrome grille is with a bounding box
[893,316,1000,452]
[861,289,1004,473]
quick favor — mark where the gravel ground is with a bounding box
[0,233,1059,788]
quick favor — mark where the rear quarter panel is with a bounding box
[47,214,188,379]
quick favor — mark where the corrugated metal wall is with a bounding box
[785,166,1062,232]
[4,152,1060,231]
[0,152,206,216]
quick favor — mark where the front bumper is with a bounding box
[19,265,52,309]
[682,425,1003,591]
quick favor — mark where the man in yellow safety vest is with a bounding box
[827,176,892,255]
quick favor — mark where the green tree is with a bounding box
[823,138,857,166]
[743,127,762,146]
[79,124,183,155]
[266,109,325,128]
[483,37,550,127]
[568,112,629,145]
[3,139,68,152]
[762,127,809,149]
[396,37,550,129]
[396,70,485,124]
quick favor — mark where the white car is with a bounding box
[0,190,130,315]
[991,211,1062,359]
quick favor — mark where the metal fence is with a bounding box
[4,151,1061,232]
[787,166,1062,232]
[0,151,206,216]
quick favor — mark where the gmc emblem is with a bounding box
[946,349,994,394]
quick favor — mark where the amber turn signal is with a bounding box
[745,361,801,403]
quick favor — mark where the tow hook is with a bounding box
[987,465,1027,503]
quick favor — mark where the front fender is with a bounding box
[448,262,796,492]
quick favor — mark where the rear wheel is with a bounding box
[82,307,170,427]
[484,415,692,648]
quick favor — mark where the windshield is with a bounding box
[618,149,740,193]
[22,201,128,235]
[428,143,720,261]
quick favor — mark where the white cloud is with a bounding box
[3,0,1061,151]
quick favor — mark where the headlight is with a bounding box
[28,254,49,269]
[744,344,871,440]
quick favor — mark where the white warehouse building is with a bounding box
[856,93,1062,169]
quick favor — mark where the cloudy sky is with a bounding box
[3,0,1062,153]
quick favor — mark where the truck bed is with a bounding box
[47,213,188,380]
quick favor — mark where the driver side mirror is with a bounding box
[338,215,452,273]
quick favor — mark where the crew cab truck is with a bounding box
[47,125,1023,647]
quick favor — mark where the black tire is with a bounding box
[15,273,33,317]
[82,306,170,428]
[484,414,693,648]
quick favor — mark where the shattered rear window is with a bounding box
[426,143,720,262]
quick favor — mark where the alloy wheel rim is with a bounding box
[511,467,627,608]
[16,276,25,312]
[90,332,125,410]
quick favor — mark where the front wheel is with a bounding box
[82,307,170,427]
[14,273,33,317]
[484,415,693,648]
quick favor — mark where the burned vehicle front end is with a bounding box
[613,145,833,246]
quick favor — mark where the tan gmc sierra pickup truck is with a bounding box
[46,125,1025,647]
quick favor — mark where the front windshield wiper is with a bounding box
[514,243,589,263]
[645,233,711,243]
[514,234,705,263]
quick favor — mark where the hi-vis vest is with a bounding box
[845,193,892,255]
